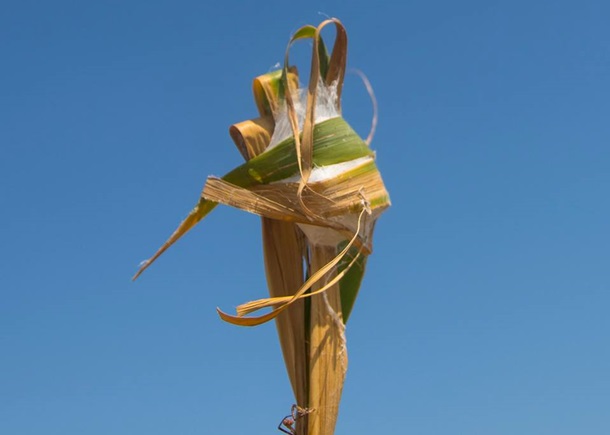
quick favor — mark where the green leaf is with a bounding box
[338,245,367,323]
[222,117,373,187]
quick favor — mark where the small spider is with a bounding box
[278,415,295,435]
[278,405,313,435]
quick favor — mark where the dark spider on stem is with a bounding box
[278,415,295,435]
[278,405,313,435]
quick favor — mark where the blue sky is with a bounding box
[1,1,609,434]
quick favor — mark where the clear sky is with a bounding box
[1,1,609,434]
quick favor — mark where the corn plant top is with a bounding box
[134,20,390,326]
[134,18,390,435]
